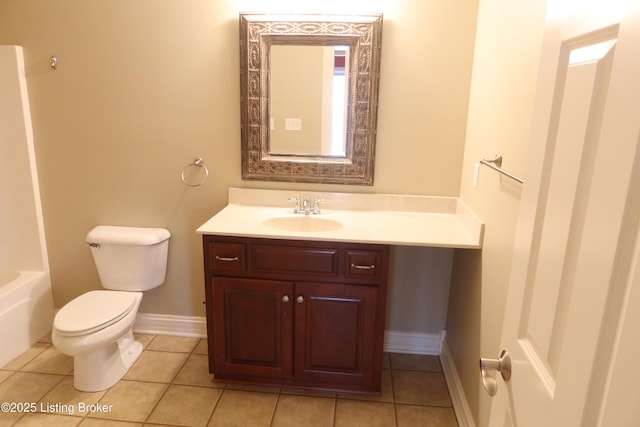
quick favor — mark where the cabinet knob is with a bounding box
[282,295,290,303]
[296,295,304,304]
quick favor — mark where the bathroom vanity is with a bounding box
[198,188,483,393]
[203,235,389,393]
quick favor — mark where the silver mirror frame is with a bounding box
[239,13,383,185]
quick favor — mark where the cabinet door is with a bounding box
[294,282,379,390]
[213,277,294,379]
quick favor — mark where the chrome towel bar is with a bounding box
[479,154,524,184]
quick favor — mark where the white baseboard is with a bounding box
[133,315,446,356]
[383,330,445,355]
[133,315,450,356]
[134,313,207,338]
[440,340,476,427]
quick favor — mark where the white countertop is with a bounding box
[196,188,484,249]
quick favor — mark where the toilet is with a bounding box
[52,225,171,392]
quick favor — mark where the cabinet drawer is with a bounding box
[209,242,246,272]
[252,244,338,277]
[345,250,383,280]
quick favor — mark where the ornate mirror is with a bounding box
[239,13,383,185]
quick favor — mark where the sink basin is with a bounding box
[261,216,343,232]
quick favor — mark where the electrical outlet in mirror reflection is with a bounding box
[285,118,302,131]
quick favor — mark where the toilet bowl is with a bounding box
[52,225,170,392]
[52,290,144,391]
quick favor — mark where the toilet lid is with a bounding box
[54,290,139,336]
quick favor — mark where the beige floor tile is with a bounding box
[208,389,278,426]
[279,387,336,398]
[38,332,54,344]
[0,369,12,384]
[335,399,396,427]
[88,380,166,422]
[147,335,199,353]
[21,346,74,375]
[225,383,280,394]
[39,376,107,416]
[0,372,64,401]
[0,372,64,425]
[147,384,222,426]
[337,368,394,402]
[123,350,187,383]
[2,336,460,426]
[1,342,49,370]
[193,338,209,355]
[382,352,391,369]
[271,394,335,427]
[173,353,220,388]
[396,404,458,427]
[79,418,142,426]
[392,371,452,406]
[13,412,81,426]
[390,353,442,372]
[133,334,155,348]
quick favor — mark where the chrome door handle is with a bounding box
[479,350,511,396]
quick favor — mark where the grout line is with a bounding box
[204,385,225,426]
[390,363,399,427]
[269,392,281,427]
[142,379,174,423]
[27,371,68,425]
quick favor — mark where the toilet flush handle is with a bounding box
[86,242,100,249]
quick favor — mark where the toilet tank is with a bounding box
[86,226,171,291]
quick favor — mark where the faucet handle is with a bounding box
[312,198,327,214]
[288,195,302,213]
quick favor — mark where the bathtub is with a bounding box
[0,271,54,367]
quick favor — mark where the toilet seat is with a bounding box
[54,290,139,337]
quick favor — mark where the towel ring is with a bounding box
[181,158,208,187]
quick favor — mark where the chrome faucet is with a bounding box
[301,197,311,214]
[312,197,327,214]
[288,195,326,215]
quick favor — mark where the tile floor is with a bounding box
[0,334,458,426]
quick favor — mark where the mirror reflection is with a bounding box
[270,45,350,157]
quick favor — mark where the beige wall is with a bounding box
[0,0,478,327]
[447,0,546,425]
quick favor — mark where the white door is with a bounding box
[487,2,640,426]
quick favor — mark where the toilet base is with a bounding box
[73,330,143,392]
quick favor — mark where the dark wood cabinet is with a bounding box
[293,281,379,388]
[212,277,293,379]
[203,235,390,394]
